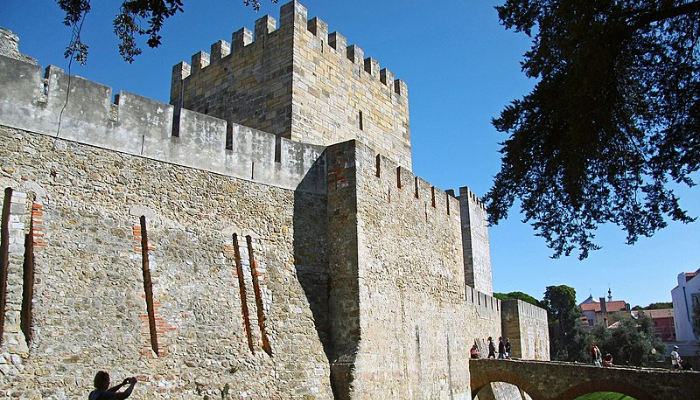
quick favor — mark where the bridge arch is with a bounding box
[469,358,699,400]
[470,365,546,400]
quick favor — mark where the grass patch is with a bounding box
[574,393,636,400]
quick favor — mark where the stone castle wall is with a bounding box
[0,56,326,194]
[290,5,411,169]
[501,300,550,360]
[459,188,493,295]
[0,127,332,399]
[0,2,549,397]
[171,2,411,169]
[351,144,468,399]
[324,141,509,398]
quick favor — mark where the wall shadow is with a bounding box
[293,153,332,360]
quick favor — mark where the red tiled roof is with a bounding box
[580,300,628,312]
[634,309,674,319]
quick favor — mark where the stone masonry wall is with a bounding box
[171,1,412,170]
[459,187,493,295]
[0,128,333,399]
[0,54,326,194]
[326,140,470,399]
[501,300,550,361]
[170,11,294,139]
[291,4,411,169]
[464,286,503,355]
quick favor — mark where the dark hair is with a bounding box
[94,371,110,390]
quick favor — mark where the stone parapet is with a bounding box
[0,55,326,195]
[501,300,549,361]
[459,187,493,295]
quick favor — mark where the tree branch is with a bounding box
[631,1,700,29]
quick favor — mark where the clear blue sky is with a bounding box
[2,0,698,307]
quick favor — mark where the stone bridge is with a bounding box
[470,359,700,400]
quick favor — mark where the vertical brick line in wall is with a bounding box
[0,188,12,344]
[139,216,159,356]
[246,235,272,356]
[233,234,255,354]
[20,212,35,346]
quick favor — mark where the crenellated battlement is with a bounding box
[465,286,502,320]
[0,54,326,194]
[172,2,407,98]
[170,1,412,170]
[373,153,460,219]
[460,186,487,211]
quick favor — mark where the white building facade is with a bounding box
[671,268,700,341]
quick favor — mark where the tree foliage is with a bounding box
[644,301,673,310]
[632,301,673,310]
[493,291,542,306]
[487,0,700,259]
[590,315,665,366]
[57,0,277,64]
[542,285,589,361]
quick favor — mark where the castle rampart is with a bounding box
[459,186,494,295]
[170,1,412,169]
[325,139,470,399]
[502,300,550,360]
[0,55,326,194]
[0,3,550,398]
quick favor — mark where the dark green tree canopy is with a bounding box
[57,0,276,63]
[590,315,665,366]
[542,285,589,361]
[494,291,542,306]
[487,0,700,259]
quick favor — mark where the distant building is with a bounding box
[579,289,630,327]
[671,268,700,341]
[632,309,676,341]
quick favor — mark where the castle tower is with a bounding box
[458,187,493,295]
[170,1,412,168]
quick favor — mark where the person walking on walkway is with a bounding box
[498,337,506,359]
[487,337,496,359]
[671,345,683,370]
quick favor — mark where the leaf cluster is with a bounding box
[641,301,673,310]
[114,0,184,63]
[493,291,542,306]
[590,315,665,366]
[56,0,278,64]
[541,285,590,361]
[487,0,700,259]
